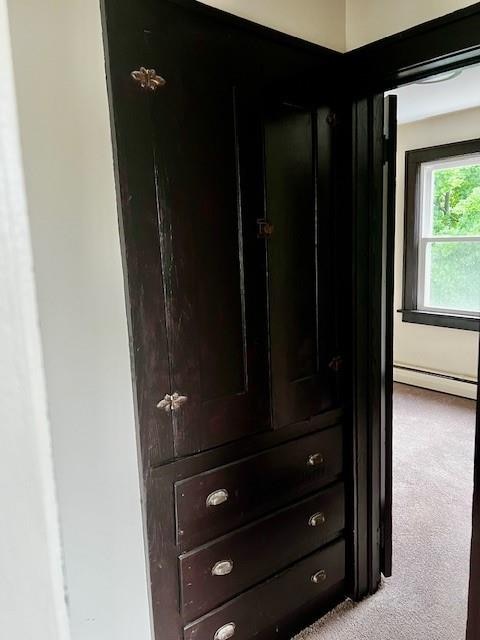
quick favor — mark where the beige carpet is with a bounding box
[294,383,477,640]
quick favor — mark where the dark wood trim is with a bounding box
[381,94,397,578]
[346,2,480,94]
[350,94,386,598]
[467,352,480,640]
[403,149,421,312]
[402,139,480,331]
[350,97,369,600]
[400,309,480,332]
[348,11,480,636]
[405,138,480,163]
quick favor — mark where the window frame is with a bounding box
[402,139,480,332]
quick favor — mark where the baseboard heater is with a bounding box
[393,364,478,387]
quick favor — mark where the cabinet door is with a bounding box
[148,12,269,457]
[264,103,339,428]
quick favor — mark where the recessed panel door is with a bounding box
[148,8,269,457]
[264,103,339,428]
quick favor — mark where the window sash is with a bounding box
[419,153,480,236]
[417,154,480,317]
[417,236,480,317]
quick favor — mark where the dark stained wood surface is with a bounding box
[184,538,346,640]
[381,94,397,578]
[350,97,371,600]
[101,0,480,638]
[346,3,480,94]
[175,424,343,550]
[180,482,345,621]
[102,1,347,637]
[264,102,338,429]
[146,9,271,458]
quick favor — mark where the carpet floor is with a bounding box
[294,383,476,640]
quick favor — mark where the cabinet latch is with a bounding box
[329,355,343,373]
[257,218,274,239]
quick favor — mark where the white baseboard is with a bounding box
[393,366,478,400]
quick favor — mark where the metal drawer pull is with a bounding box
[212,560,234,576]
[157,392,188,412]
[307,452,325,467]
[214,622,236,640]
[311,569,327,584]
[206,489,229,507]
[308,512,326,527]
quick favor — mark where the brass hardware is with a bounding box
[157,392,188,412]
[311,569,327,584]
[214,623,236,640]
[257,218,274,239]
[212,560,234,576]
[307,452,325,467]
[329,355,343,373]
[131,67,166,91]
[206,489,229,507]
[308,512,326,527]
[326,112,337,127]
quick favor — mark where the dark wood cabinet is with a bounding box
[101,3,480,638]
[102,0,347,638]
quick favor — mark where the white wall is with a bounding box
[5,2,152,640]
[393,107,480,399]
[198,0,346,51]
[0,2,70,638]
[346,0,478,49]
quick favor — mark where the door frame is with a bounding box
[347,5,480,635]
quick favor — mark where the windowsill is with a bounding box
[399,309,480,332]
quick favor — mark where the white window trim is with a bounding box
[417,153,480,318]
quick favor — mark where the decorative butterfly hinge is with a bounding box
[157,392,188,412]
[130,67,166,91]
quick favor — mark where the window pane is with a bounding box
[425,241,480,313]
[432,164,480,236]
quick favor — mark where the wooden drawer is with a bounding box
[183,538,345,640]
[180,483,344,621]
[175,424,343,550]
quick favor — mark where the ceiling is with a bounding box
[387,63,480,124]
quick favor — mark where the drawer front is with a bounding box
[175,425,343,550]
[180,483,344,621]
[183,538,345,640]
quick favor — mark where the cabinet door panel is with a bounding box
[265,104,337,428]
[149,14,269,457]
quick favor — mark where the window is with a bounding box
[403,140,480,331]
